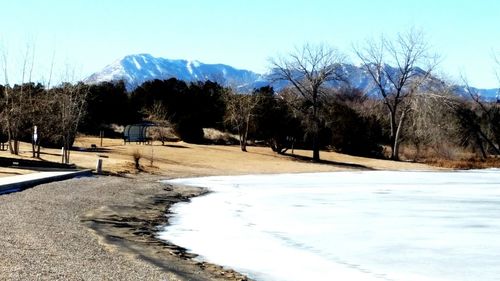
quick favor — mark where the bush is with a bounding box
[174,119,205,143]
[426,157,500,169]
[132,149,142,170]
[203,128,239,145]
[326,102,384,157]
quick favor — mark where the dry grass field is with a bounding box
[1,136,438,178]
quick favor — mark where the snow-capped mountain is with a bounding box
[85,53,499,100]
[84,54,265,91]
[451,85,499,101]
[83,54,409,93]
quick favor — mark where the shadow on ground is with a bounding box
[283,153,374,170]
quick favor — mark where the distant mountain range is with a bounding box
[84,53,499,101]
[84,54,267,92]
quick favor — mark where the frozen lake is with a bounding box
[159,170,500,281]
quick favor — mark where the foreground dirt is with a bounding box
[82,176,248,281]
[0,174,246,280]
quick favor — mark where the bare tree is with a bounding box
[354,29,439,160]
[270,43,346,161]
[52,82,88,163]
[404,88,461,160]
[0,42,38,155]
[19,43,40,157]
[0,43,18,154]
[224,89,261,152]
[143,101,172,145]
[0,85,23,155]
[458,77,500,157]
[32,87,56,158]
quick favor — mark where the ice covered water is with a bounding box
[158,170,500,281]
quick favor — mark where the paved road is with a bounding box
[0,170,92,193]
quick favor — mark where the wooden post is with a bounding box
[100,130,104,147]
[150,142,154,166]
[96,158,103,174]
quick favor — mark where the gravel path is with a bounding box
[0,175,226,280]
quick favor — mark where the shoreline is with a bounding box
[81,174,250,281]
[0,172,249,280]
[140,169,500,281]
[1,139,445,280]
[82,169,459,280]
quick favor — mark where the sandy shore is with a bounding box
[0,174,248,280]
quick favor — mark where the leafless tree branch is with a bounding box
[354,29,439,160]
[269,43,346,161]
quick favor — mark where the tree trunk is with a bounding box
[312,115,320,162]
[240,139,247,152]
[36,140,41,158]
[392,111,406,161]
[237,128,247,152]
[8,138,14,154]
[9,138,19,155]
[239,114,251,152]
[244,114,251,151]
[65,142,71,164]
[62,136,71,164]
[65,149,70,164]
[478,130,500,155]
[7,123,15,155]
[389,109,399,160]
[14,140,19,155]
[476,133,487,159]
[312,132,320,162]
[312,93,320,162]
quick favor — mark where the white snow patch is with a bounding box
[155,64,165,74]
[187,61,193,75]
[191,60,201,68]
[132,57,142,70]
[160,170,500,281]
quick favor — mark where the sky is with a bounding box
[0,0,499,88]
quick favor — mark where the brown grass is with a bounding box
[1,136,443,178]
[396,143,500,169]
[425,157,500,169]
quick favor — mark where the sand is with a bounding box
[0,174,246,280]
[0,137,440,280]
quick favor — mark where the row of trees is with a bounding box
[270,30,500,162]
[4,75,498,163]
[1,29,499,164]
[0,82,88,162]
[0,76,386,162]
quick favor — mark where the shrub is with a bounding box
[132,149,142,170]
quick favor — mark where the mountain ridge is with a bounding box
[84,53,499,100]
[84,54,265,91]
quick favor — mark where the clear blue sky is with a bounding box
[0,0,499,88]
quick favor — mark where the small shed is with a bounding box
[123,123,154,144]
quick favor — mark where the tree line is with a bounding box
[1,29,499,164]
